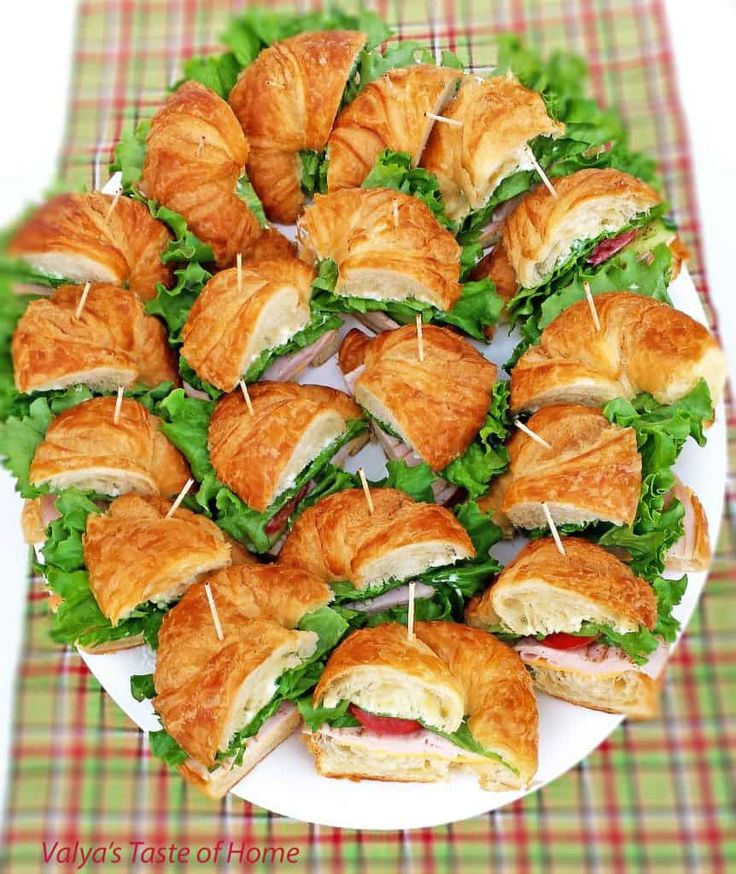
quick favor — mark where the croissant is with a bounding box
[8,193,172,301]
[228,30,368,223]
[12,283,178,393]
[498,404,642,530]
[420,74,564,222]
[338,324,497,470]
[140,81,292,268]
[326,65,461,191]
[83,494,231,625]
[208,383,362,513]
[510,292,727,413]
[308,621,538,789]
[181,258,316,391]
[153,563,333,795]
[297,188,462,311]
[29,396,190,497]
[502,168,662,290]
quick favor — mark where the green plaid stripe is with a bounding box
[2,1,735,872]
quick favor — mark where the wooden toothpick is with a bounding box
[425,111,463,128]
[392,199,399,229]
[196,135,206,157]
[358,468,374,515]
[583,281,601,332]
[415,314,425,362]
[105,190,122,223]
[165,478,195,519]
[526,147,557,199]
[514,419,552,450]
[236,252,243,296]
[74,282,92,319]
[541,502,566,556]
[113,386,124,425]
[239,379,254,415]
[407,581,416,642]
[204,581,224,641]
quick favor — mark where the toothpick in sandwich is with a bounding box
[165,478,195,519]
[583,281,601,332]
[104,190,122,223]
[204,581,224,641]
[415,314,425,362]
[425,111,463,128]
[239,379,254,415]
[358,467,374,515]
[514,419,552,450]
[525,147,557,198]
[407,581,416,641]
[74,282,92,320]
[113,386,124,425]
[541,501,566,556]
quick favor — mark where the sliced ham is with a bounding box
[342,364,365,393]
[373,425,458,504]
[261,329,340,381]
[313,723,479,761]
[479,192,527,247]
[343,582,436,614]
[183,381,211,401]
[586,229,638,266]
[514,637,669,680]
[665,479,709,569]
[355,312,400,334]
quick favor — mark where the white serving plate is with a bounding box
[2,247,723,828]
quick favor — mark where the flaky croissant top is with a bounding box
[297,187,462,311]
[421,74,564,221]
[29,397,190,498]
[208,382,361,512]
[12,284,178,393]
[326,64,461,191]
[8,192,172,300]
[510,292,727,412]
[229,30,368,223]
[141,81,292,268]
[339,324,497,470]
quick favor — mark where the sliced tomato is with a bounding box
[349,704,422,735]
[586,229,638,266]
[543,632,598,650]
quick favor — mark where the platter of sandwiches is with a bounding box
[0,7,727,829]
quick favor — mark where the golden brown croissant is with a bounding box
[8,193,172,301]
[12,283,178,393]
[499,404,641,530]
[152,562,333,793]
[279,487,475,591]
[465,537,665,719]
[29,396,190,498]
[228,30,368,223]
[338,324,497,470]
[502,168,662,289]
[83,494,231,625]
[140,81,289,268]
[510,292,727,413]
[181,258,316,391]
[297,188,462,310]
[326,65,461,191]
[208,382,362,512]
[308,621,537,789]
[420,74,564,222]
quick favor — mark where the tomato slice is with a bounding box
[543,632,598,650]
[349,704,422,735]
[264,484,310,536]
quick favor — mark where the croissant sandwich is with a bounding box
[421,73,564,223]
[207,382,365,533]
[7,192,172,300]
[338,325,505,501]
[140,81,292,268]
[279,487,484,620]
[663,479,710,573]
[228,30,368,223]
[302,622,538,789]
[510,292,726,413]
[12,283,178,393]
[326,65,461,191]
[297,187,462,312]
[466,537,672,719]
[181,257,339,391]
[145,563,349,797]
[488,404,641,532]
[82,494,231,632]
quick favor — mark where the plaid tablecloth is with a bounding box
[2,1,735,871]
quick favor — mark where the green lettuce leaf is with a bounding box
[109,120,150,189]
[297,697,360,733]
[443,382,510,498]
[379,458,438,503]
[130,673,156,702]
[362,584,462,628]
[300,149,329,198]
[235,173,268,228]
[149,730,189,767]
